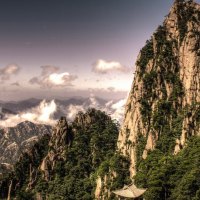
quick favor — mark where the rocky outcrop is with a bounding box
[0,109,120,199]
[118,0,200,176]
[73,108,110,129]
[40,117,73,181]
[0,121,52,174]
[95,171,118,200]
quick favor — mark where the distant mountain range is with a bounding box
[0,107,16,120]
[0,97,107,113]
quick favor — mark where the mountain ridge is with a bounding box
[0,121,52,175]
[118,0,200,177]
[1,0,200,199]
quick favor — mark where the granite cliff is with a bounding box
[113,1,200,199]
[0,109,125,199]
[1,0,200,199]
[118,0,200,177]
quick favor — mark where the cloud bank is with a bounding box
[29,65,77,88]
[92,59,130,74]
[0,96,127,128]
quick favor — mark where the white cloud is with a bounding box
[29,65,77,88]
[67,104,85,120]
[92,59,130,74]
[48,73,73,85]
[0,100,57,127]
[110,99,126,121]
[0,64,20,81]
[66,95,127,123]
[0,95,127,128]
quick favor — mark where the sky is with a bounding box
[0,0,182,101]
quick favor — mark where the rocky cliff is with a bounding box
[0,109,123,199]
[1,1,200,199]
[40,116,73,181]
[118,0,200,176]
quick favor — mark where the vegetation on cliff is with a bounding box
[1,1,200,200]
[133,1,200,199]
[135,136,200,200]
[0,109,130,200]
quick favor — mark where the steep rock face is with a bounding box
[118,0,200,176]
[40,117,73,181]
[0,121,52,174]
[0,109,120,199]
[73,108,111,129]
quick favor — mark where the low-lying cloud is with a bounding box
[0,100,57,127]
[0,96,127,128]
[29,65,77,88]
[92,59,130,74]
[0,64,20,81]
[65,95,127,123]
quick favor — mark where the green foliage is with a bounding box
[136,39,154,77]
[108,153,131,189]
[140,99,152,124]
[143,71,157,90]
[135,136,200,200]
[136,133,147,169]
[16,190,34,200]
[176,0,195,43]
[96,152,131,200]
[0,109,120,199]
[45,110,119,199]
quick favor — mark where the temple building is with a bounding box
[112,183,146,199]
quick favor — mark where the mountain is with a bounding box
[118,0,200,174]
[0,121,52,174]
[1,0,200,199]
[116,0,200,199]
[0,98,42,113]
[0,109,129,199]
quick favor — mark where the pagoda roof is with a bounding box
[112,183,146,198]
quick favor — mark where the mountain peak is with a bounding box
[118,0,200,177]
[164,0,200,43]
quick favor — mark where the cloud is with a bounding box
[66,104,85,120]
[0,100,57,127]
[65,95,127,123]
[110,99,126,121]
[92,59,130,74]
[0,64,20,81]
[0,95,127,128]
[29,65,77,88]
